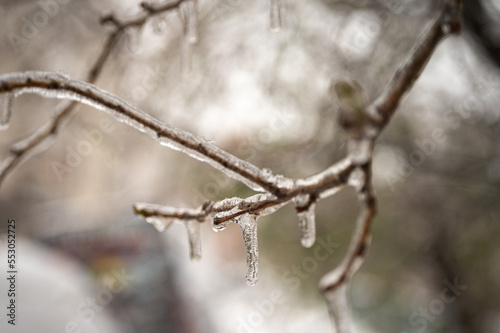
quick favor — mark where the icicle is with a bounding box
[125,27,143,55]
[0,93,13,130]
[270,0,282,33]
[212,213,236,232]
[324,284,353,333]
[237,214,260,286]
[294,195,316,248]
[180,0,198,73]
[185,220,202,261]
[145,216,174,232]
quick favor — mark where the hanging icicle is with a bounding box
[0,93,13,131]
[270,0,282,33]
[237,214,260,286]
[142,212,202,261]
[125,26,143,55]
[185,219,202,261]
[180,0,199,73]
[294,194,317,248]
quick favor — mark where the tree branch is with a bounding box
[0,71,296,192]
[0,0,188,187]
[316,1,462,331]
[372,0,462,131]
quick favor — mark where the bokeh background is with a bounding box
[1,0,499,332]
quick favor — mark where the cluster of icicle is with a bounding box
[134,190,316,287]
[125,0,282,72]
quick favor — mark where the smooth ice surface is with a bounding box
[294,195,316,248]
[0,72,269,192]
[134,202,203,217]
[324,284,353,333]
[213,197,243,211]
[237,214,259,286]
[0,93,13,130]
[185,220,202,261]
[348,139,373,165]
[348,167,365,191]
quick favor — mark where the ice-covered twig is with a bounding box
[319,164,375,331]
[373,0,463,131]
[0,0,189,187]
[0,71,295,193]
[133,158,354,227]
[317,1,463,331]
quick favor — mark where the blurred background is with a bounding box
[0,0,499,332]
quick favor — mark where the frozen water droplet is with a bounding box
[185,220,202,261]
[211,216,230,232]
[0,93,13,131]
[270,0,282,33]
[145,216,173,232]
[295,195,316,248]
[238,214,259,286]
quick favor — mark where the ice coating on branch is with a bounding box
[157,137,267,192]
[0,72,269,192]
[323,283,353,333]
[294,194,316,248]
[213,197,243,211]
[348,167,365,191]
[0,93,13,130]
[296,158,351,196]
[348,139,373,165]
[270,0,282,33]
[237,214,260,286]
[185,220,202,261]
[319,187,342,200]
[145,216,174,232]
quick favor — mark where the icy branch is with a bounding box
[373,0,463,131]
[0,0,189,187]
[0,71,294,193]
[317,0,463,331]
